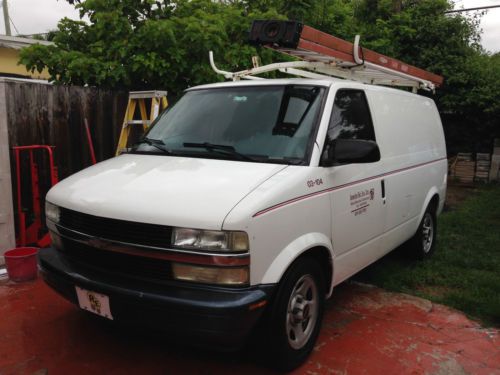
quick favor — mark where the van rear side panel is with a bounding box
[366,88,445,161]
[366,87,447,251]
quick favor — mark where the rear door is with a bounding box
[323,89,386,283]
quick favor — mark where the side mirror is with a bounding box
[321,138,380,166]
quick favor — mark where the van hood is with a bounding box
[47,154,288,230]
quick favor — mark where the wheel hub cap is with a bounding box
[286,274,318,349]
[422,213,434,253]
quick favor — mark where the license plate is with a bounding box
[75,286,113,320]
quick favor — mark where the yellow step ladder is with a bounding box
[116,90,168,155]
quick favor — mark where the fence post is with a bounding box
[490,139,500,182]
[0,79,16,263]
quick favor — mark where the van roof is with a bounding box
[187,78,423,98]
[187,78,335,90]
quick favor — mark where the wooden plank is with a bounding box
[475,154,490,182]
[452,157,475,184]
[456,153,473,161]
[476,153,490,160]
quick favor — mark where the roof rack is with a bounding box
[209,20,443,92]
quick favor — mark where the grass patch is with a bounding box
[355,184,500,327]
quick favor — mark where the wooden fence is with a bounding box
[4,79,128,179]
[0,78,128,253]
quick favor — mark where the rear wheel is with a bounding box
[409,205,437,259]
[264,257,325,371]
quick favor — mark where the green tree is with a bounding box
[309,0,500,153]
[20,0,281,97]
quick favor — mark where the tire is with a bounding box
[263,257,325,372]
[409,205,437,260]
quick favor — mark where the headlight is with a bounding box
[45,201,60,223]
[172,228,249,252]
[172,263,249,285]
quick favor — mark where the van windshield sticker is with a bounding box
[350,188,374,216]
[233,96,247,102]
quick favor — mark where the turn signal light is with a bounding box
[171,263,249,286]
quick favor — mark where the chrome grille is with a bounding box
[59,208,172,248]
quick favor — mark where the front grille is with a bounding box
[60,238,172,282]
[59,208,172,248]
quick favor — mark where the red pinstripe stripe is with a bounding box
[252,157,446,217]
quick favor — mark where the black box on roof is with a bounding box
[248,20,303,49]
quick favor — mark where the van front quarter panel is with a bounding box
[222,165,333,286]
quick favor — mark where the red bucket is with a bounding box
[4,247,39,282]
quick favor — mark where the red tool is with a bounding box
[84,118,97,165]
[13,145,59,248]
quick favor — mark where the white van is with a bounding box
[40,79,446,370]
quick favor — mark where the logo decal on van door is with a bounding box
[350,188,375,216]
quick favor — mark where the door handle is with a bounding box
[381,179,386,204]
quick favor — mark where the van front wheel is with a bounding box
[264,257,325,371]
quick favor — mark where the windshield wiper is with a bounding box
[183,142,257,162]
[136,137,172,155]
[266,157,304,165]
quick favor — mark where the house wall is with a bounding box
[0,47,51,79]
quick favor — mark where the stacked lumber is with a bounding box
[490,138,500,182]
[457,153,472,161]
[451,153,475,184]
[475,153,491,182]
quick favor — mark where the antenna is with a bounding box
[2,0,11,36]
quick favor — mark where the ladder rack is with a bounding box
[210,20,443,92]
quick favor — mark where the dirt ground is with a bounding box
[444,183,478,211]
[0,278,498,375]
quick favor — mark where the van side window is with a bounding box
[328,90,375,141]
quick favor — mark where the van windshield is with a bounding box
[134,85,325,164]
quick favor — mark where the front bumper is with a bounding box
[38,247,275,349]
